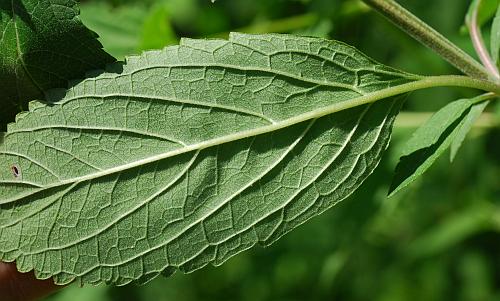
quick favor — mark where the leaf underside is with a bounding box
[0,33,413,286]
[0,0,114,129]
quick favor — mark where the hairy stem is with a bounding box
[467,0,500,80]
[361,0,490,80]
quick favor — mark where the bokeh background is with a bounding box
[44,0,500,300]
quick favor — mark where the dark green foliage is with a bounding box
[0,0,115,129]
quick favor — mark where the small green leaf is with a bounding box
[389,97,481,196]
[491,3,500,65]
[0,33,416,285]
[0,0,115,130]
[449,100,489,162]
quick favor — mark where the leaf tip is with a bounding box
[449,149,458,162]
[387,180,404,198]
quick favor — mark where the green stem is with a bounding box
[470,92,497,104]
[281,75,499,131]
[323,75,499,118]
[361,0,490,80]
[415,76,499,94]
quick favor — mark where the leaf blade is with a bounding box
[0,33,414,285]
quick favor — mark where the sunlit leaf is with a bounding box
[0,33,416,285]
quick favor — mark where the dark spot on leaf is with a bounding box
[11,165,21,178]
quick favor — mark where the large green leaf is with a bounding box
[0,0,115,129]
[0,33,415,285]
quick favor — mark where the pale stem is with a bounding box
[361,0,491,80]
[467,0,500,80]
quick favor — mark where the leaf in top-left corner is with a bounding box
[0,0,115,130]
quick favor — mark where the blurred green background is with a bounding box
[44,0,500,300]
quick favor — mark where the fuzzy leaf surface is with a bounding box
[0,33,414,285]
[0,0,115,129]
